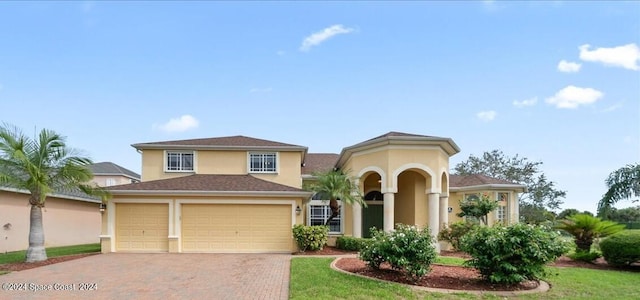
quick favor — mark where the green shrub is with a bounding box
[359,224,437,282]
[437,221,477,250]
[460,223,570,284]
[568,250,601,262]
[600,230,640,266]
[292,225,328,252]
[336,236,371,251]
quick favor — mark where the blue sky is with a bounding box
[1,1,638,213]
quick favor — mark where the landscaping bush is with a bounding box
[359,224,437,282]
[568,250,601,263]
[437,221,477,251]
[459,223,570,284]
[292,225,328,252]
[600,230,640,266]
[335,236,371,251]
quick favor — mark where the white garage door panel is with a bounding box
[182,204,292,252]
[116,203,169,252]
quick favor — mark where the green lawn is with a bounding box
[0,243,100,265]
[290,256,640,300]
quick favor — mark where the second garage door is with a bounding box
[181,204,292,253]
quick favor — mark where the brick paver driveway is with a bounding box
[0,253,291,300]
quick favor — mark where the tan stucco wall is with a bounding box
[448,190,519,225]
[140,149,303,188]
[343,147,450,193]
[0,191,101,253]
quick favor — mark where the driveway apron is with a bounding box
[0,253,291,300]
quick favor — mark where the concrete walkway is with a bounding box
[0,253,291,300]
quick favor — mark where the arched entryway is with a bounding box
[395,169,431,227]
[360,172,383,238]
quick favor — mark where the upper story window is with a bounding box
[105,178,116,187]
[166,151,194,172]
[249,152,277,173]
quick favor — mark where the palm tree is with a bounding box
[556,214,625,252]
[598,163,640,216]
[304,169,365,225]
[0,124,107,262]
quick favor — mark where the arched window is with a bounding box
[364,191,383,201]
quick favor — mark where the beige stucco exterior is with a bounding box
[0,190,101,253]
[140,149,303,188]
[91,174,136,187]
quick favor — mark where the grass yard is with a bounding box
[0,243,100,265]
[290,257,640,300]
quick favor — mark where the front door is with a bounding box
[362,204,383,238]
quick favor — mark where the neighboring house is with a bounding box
[88,161,141,187]
[101,132,526,254]
[0,162,139,253]
[0,188,101,253]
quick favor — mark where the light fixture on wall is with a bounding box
[447,207,453,213]
[99,203,107,213]
[295,205,302,215]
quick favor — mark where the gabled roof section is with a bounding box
[302,153,339,175]
[449,174,527,192]
[0,186,101,203]
[106,174,309,196]
[336,131,460,167]
[88,162,140,180]
[132,135,307,152]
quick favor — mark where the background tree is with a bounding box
[456,193,499,225]
[606,206,640,223]
[598,163,640,216]
[0,124,107,262]
[304,169,364,225]
[558,208,581,220]
[556,214,625,252]
[454,150,566,224]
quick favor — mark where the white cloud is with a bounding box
[153,115,199,133]
[602,102,623,112]
[579,43,640,71]
[476,110,497,122]
[545,85,604,109]
[300,24,354,52]
[557,60,581,73]
[513,97,538,108]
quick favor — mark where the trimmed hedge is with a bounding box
[600,230,640,266]
[292,225,328,252]
[335,236,371,251]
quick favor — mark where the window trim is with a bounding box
[164,150,196,173]
[307,200,343,234]
[247,152,279,174]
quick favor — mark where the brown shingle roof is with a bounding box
[88,162,140,180]
[449,174,518,187]
[302,153,339,175]
[106,174,304,192]
[133,135,306,149]
[364,131,438,142]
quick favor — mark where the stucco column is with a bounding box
[428,193,440,238]
[353,202,362,238]
[383,192,395,232]
[439,195,449,231]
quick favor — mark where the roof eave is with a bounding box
[108,189,313,198]
[132,144,308,152]
[450,184,528,193]
[0,187,102,203]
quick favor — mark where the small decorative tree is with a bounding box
[457,193,499,225]
[555,213,625,252]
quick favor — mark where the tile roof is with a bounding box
[133,135,306,149]
[0,186,100,203]
[88,162,140,180]
[106,174,305,192]
[449,174,518,187]
[302,153,339,175]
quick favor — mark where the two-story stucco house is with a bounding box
[101,132,525,254]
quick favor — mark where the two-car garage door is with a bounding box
[115,203,292,253]
[181,204,292,252]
